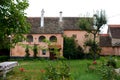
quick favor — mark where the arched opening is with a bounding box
[39,36,46,42]
[49,36,57,42]
[26,35,33,42]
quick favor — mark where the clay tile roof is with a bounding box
[27,17,91,34]
[109,25,120,39]
[27,17,63,34]
[99,34,112,47]
[62,17,80,30]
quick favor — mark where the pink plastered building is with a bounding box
[100,25,120,55]
[11,10,120,58]
[11,11,88,59]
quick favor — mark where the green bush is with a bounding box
[33,44,38,58]
[107,58,117,68]
[84,53,100,60]
[25,45,30,58]
[63,36,84,59]
[98,65,118,80]
[43,61,72,80]
[84,39,101,60]
[0,56,9,62]
[97,58,119,80]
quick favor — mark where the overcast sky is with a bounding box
[25,0,120,33]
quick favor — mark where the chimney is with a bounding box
[93,14,97,30]
[41,9,45,27]
[59,11,62,22]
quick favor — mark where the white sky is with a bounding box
[25,0,120,33]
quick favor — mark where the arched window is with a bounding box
[26,35,33,42]
[39,36,46,42]
[50,36,57,42]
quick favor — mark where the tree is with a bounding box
[25,45,30,58]
[78,10,107,60]
[33,44,38,58]
[0,0,30,49]
[63,36,84,59]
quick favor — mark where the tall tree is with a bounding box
[0,0,30,49]
[78,10,107,60]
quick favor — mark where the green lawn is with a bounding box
[5,57,120,80]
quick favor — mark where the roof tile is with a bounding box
[100,34,112,47]
[109,25,120,39]
[27,17,89,34]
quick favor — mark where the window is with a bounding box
[39,36,45,42]
[42,49,46,55]
[26,35,33,42]
[50,36,57,42]
[72,34,77,38]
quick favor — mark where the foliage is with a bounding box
[76,46,84,59]
[0,55,9,62]
[33,44,38,58]
[78,10,107,34]
[0,0,30,49]
[7,58,120,80]
[78,10,107,60]
[63,36,84,59]
[25,45,30,58]
[106,57,117,68]
[78,17,93,33]
[84,39,101,59]
[98,65,116,80]
[43,61,72,80]
[96,57,120,80]
[43,39,62,59]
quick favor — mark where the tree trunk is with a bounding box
[93,33,96,61]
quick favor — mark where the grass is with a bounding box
[5,57,120,80]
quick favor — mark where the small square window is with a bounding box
[72,34,77,38]
[42,49,46,55]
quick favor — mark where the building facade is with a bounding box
[100,25,120,55]
[11,11,88,59]
[11,10,120,58]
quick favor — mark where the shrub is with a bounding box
[84,39,101,60]
[33,44,38,58]
[97,58,119,80]
[98,65,116,80]
[63,36,84,59]
[25,45,30,58]
[0,56,9,62]
[43,61,72,80]
[106,57,117,68]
